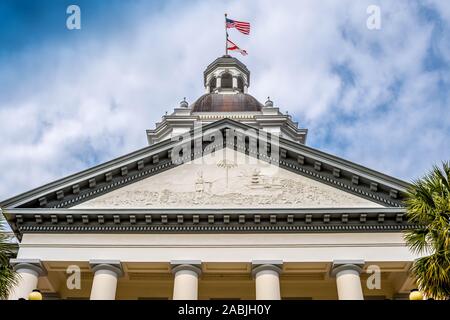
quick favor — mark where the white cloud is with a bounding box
[0,0,449,200]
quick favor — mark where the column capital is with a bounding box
[251,260,283,278]
[170,260,202,276]
[10,259,47,277]
[89,260,123,277]
[330,260,365,277]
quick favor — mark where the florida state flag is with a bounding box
[227,38,248,56]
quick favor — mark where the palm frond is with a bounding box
[0,211,18,299]
[413,253,450,299]
[404,227,429,254]
[405,161,450,299]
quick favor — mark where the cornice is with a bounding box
[5,207,414,239]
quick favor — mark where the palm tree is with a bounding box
[405,161,450,299]
[0,211,17,299]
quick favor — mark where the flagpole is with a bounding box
[225,13,228,55]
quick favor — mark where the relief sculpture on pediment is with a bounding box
[74,156,381,208]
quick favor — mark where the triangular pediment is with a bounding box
[73,148,382,209]
[1,119,409,210]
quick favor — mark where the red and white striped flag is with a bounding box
[226,18,250,35]
[227,38,247,56]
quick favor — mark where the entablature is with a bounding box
[5,207,414,240]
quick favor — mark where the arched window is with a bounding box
[237,76,244,92]
[221,72,232,89]
[209,77,217,93]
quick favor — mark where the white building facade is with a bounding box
[2,56,419,300]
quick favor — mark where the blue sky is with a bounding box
[0,0,449,200]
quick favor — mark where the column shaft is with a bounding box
[335,269,364,300]
[216,77,222,89]
[8,259,46,300]
[171,263,202,300]
[8,269,40,300]
[252,262,283,300]
[90,269,119,300]
[232,76,238,89]
[89,260,123,300]
[331,261,364,300]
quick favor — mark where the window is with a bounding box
[221,72,232,89]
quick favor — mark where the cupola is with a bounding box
[203,55,250,94]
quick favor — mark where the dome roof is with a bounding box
[191,93,263,112]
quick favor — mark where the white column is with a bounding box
[216,77,222,90]
[232,76,238,90]
[252,261,283,300]
[89,260,123,300]
[171,261,202,300]
[331,260,364,300]
[8,259,46,300]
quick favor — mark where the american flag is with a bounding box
[226,18,250,35]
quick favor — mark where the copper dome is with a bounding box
[191,93,263,112]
